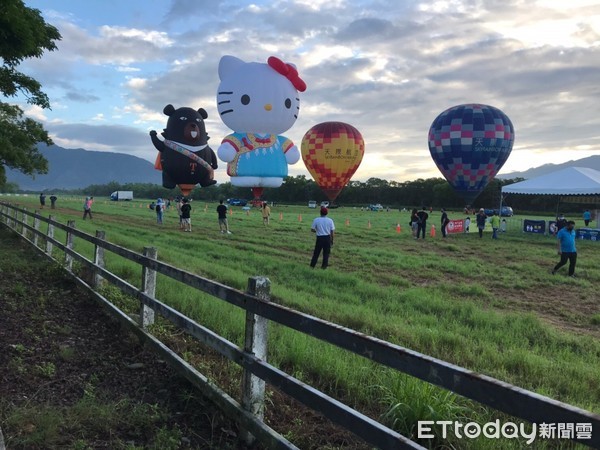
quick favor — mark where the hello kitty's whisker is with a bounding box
[218,100,230,105]
[218,91,233,95]
[220,109,234,115]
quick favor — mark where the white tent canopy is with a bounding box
[502,167,600,196]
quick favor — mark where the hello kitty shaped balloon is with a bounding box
[216,55,306,194]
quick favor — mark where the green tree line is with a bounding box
[15,175,593,214]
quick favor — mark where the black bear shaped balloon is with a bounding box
[150,104,218,196]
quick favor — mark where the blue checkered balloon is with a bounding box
[428,104,515,205]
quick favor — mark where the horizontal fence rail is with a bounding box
[1,201,599,449]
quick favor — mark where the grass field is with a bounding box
[2,194,599,449]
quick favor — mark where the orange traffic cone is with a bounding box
[430,224,436,237]
[229,208,233,215]
[345,218,350,226]
[396,223,401,233]
[368,220,372,229]
[246,209,250,216]
[298,214,302,222]
[279,212,283,220]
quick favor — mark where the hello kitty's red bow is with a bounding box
[267,56,307,92]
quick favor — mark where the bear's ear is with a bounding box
[198,108,208,119]
[163,104,175,116]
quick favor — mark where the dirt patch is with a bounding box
[0,229,244,449]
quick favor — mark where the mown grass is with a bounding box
[2,195,599,448]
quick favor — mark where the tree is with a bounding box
[0,0,61,187]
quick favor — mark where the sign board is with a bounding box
[446,219,464,234]
[523,219,546,234]
[577,228,599,241]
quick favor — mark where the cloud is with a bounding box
[17,0,600,184]
[64,91,100,103]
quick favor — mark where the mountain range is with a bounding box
[6,144,161,191]
[497,155,600,179]
[5,145,599,191]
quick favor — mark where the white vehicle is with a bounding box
[369,203,384,211]
[110,191,133,201]
[320,201,330,208]
[308,200,317,208]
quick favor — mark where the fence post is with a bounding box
[10,206,17,230]
[241,276,271,445]
[65,220,76,271]
[92,231,106,288]
[140,247,157,328]
[46,216,55,256]
[21,208,28,239]
[33,213,40,248]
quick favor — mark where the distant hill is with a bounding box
[6,144,161,191]
[498,155,600,180]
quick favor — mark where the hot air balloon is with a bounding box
[301,122,365,202]
[428,104,515,205]
[150,104,218,197]
[216,55,306,202]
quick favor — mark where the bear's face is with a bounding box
[162,105,209,146]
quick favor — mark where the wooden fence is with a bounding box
[1,201,599,449]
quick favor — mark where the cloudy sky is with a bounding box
[16,0,600,184]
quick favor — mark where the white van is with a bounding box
[320,201,329,208]
[308,200,317,208]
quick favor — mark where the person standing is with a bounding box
[464,216,471,233]
[180,198,192,232]
[490,211,500,239]
[83,196,93,220]
[476,208,487,238]
[552,220,577,277]
[155,198,165,224]
[416,207,429,239]
[261,202,271,225]
[310,207,335,269]
[410,208,419,238]
[556,214,567,234]
[49,194,57,209]
[217,199,232,234]
[583,209,591,227]
[440,208,449,238]
[39,193,46,209]
[176,197,184,230]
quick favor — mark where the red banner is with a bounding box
[446,219,464,234]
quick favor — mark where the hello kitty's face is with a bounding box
[217,55,302,135]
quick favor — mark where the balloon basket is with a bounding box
[178,184,195,197]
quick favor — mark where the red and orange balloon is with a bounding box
[301,122,364,202]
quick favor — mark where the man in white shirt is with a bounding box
[310,207,335,269]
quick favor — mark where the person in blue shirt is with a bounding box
[551,220,577,277]
[583,209,591,227]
